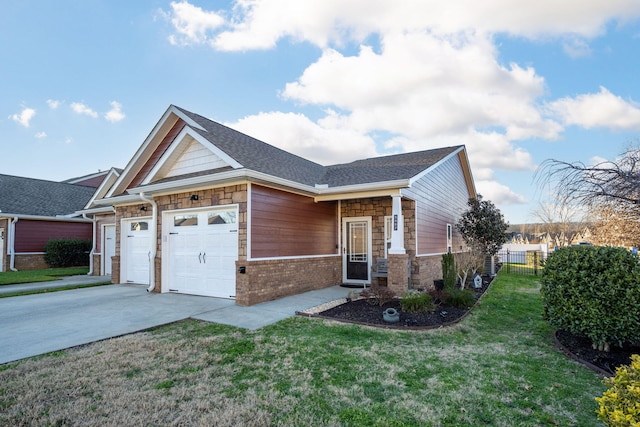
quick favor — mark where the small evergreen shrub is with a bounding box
[400,291,435,313]
[361,285,395,306]
[541,246,640,351]
[442,253,457,291]
[44,239,91,268]
[596,354,640,426]
[445,289,475,308]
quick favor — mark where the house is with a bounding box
[0,174,98,271]
[92,105,476,306]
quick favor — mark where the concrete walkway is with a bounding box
[0,279,349,364]
[0,275,112,295]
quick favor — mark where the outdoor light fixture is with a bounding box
[140,206,148,211]
[190,195,199,201]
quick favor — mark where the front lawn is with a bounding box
[0,273,604,426]
[0,267,89,285]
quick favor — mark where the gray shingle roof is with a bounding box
[173,106,462,188]
[322,147,461,186]
[174,106,327,186]
[0,174,96,216]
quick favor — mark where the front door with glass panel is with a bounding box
[343,217,372,284]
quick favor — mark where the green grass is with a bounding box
[0,267,89,285]
[0,272,605,426]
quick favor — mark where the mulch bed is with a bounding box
[554,329,640,376]
[305,277,493,330]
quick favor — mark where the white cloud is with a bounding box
[46,99,61,109]
[35,131,47,139]
[164,0,224,46]
[547,86,640,130]
[10,107,36,127]
[70,102,98,118]
[476,180,528,205]
[562,37,592,58]
[226,111,377,165]
[104,101,125,123]
[169,0,640,51]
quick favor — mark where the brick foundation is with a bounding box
[413,254,444,291]
[14,254,49,270]
[235,256,342,306]
[387,253,409,295]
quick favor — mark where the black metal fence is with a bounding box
[496,249,547,276]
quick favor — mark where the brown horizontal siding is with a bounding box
[128,119,186,189]
[250,185,338,258]
[15,220,92,252]
[404,155,469,255]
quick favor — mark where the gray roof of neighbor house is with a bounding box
[173,106,462,187]
[0,174,96,216]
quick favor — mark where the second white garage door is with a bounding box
[165,207,238,299]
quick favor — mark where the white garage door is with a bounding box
[167,207,238,298]
[123,219,151,285]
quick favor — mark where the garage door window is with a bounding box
[131,221,148,231]
[174,214,198,227]
[208,211,236,225]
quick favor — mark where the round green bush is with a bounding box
[540,246,640,351]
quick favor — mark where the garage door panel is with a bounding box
[166,208,238,299]
[124,221,151,285]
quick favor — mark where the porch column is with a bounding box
[389,194,405,255]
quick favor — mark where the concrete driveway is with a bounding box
[0,283,348,365]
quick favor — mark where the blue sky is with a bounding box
[3,1,640,224]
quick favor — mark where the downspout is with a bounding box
[139,193,157,292]
[9,217,18,271]
[83,214,96,276]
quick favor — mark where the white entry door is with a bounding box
[166,207,238,298]
[103,224,116,275]
[122,219,151,285]
[0,228,4,273]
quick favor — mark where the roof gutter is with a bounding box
[125,169,411,200]
[83,213,96,276]
[0,213,92,223]
[8,217,18,271]
[139,193,157,293]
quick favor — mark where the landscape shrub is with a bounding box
[44,239,91,268]
[361,285,395,306]
[400,290,435,313]
[442,253,457,291]
[540,246,640,351]
[445,289,475,308]
[596,354,640,426]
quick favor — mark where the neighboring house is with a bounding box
[76,168,122,276]
[92,105,476,306]
[0,174,97,272]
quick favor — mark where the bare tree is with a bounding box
[589,203,640,248]
[537,148,640,217]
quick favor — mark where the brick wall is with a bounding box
[340,196,416,290]
[413,254,442,290]
[14,254,49,270]
[235,256,342,306]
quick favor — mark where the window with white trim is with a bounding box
[447,224,453,253]
[384,216,392,257]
